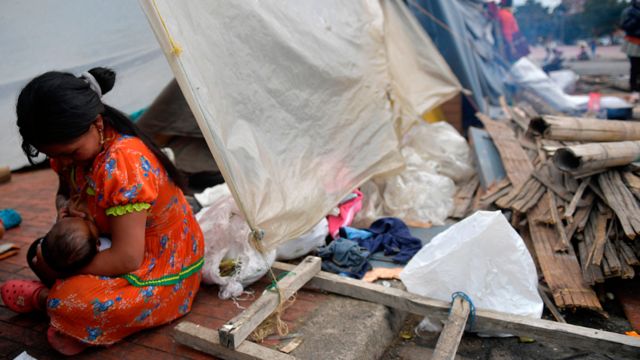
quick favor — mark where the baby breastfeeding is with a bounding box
[27,197,111,287]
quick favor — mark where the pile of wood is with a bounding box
[451,104,640,312]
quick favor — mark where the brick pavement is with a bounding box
[0,168,328,359]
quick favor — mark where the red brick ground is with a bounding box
[0,168,328,359]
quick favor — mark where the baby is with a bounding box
[35,217,111,275]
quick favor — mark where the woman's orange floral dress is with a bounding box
[48,127,204,345]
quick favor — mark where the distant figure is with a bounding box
[577,41,591,61]
[543,47,565,73]
[589,38,597,58]
[621,0,640,102]
[497,0,529,63]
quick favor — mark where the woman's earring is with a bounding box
[98,128,104,146]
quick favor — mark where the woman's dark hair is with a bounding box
[16,67,186,190]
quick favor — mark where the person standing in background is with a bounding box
[621,0,640,103]
[497,0,529,63]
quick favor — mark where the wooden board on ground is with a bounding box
[432,297,470,360]
[527,193,601,311]
[272,262,640,358]
[174,322,295,360]
[219,256,321,349]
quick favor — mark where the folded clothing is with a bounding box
[342,217,422,264]
[317,237,371,279]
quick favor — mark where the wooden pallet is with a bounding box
[173,256,640,360]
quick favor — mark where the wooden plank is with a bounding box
[451,176,480,219]
[622,171,640,200]
[499,96,528,131]
[219,256,321,349]
[432,297,470,360]
[532,167,575,204]
[477,113,534,188]
[174,322,295,360]
[585,209,611,267]
[598,171,640,239]
[271,262,640,358]
[527,193,601,310]
[514,183,546,213]
[603,240,622,276]
[577,240,595,285]
[564,178,590,221]
[548,193,570,252]
[618,241,640,266]
[566,196,594,240]
[479,183,513,208]
[538,285,567,324]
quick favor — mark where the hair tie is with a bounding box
[81,71,103,98]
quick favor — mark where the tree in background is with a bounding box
[515,0,628,45]
[514,0,553,45]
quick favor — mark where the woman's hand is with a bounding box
[79,210,147,276]
[56,195,89,221]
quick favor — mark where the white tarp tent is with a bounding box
[0,0,173,170]
[140,0,461,250]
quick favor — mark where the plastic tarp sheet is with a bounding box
[0,0,173,170]
[408,0,508,113]
[511,58,632,116]
[141,0,461,250]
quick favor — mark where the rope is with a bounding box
[150,0,183,55]
[247,229,295,342]
[451,291,476,331]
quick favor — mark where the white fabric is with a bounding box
[400,211,543,333]
[0,0,173,170]
[141,0,461,250]
[382,0,462,133]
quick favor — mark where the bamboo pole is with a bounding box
[553,141,640,174]
[530,116,640,142]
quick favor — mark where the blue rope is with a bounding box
[451,291,476,331]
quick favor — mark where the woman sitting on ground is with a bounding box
[0,67,204,355]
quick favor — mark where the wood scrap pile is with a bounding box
[451,105,640,312]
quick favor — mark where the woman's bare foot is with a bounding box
[47,327,90,356]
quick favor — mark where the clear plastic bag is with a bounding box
[276,218,329,260]
[382,147,456,226]
[197,195,275,299]
[404,121,474,183]
[400,211,543,333]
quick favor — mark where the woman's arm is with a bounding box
[79,211,147,276]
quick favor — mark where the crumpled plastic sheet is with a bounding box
[276,218,329,261]
[400,211,543,334]
[404,121,475,183]
[197,195,275,299]
[382,147,456,226]
[354,121,473,227]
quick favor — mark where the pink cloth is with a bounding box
[327,190,363,238]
